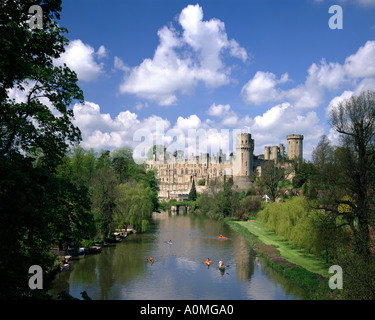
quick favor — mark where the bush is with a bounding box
[292,174,306,188]
[197,179,206,186]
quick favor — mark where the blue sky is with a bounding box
[51,0,375,159]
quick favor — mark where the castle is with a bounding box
[145,133,303,201]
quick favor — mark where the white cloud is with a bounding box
[325,90,354,117]
[250,103,324,158]
[344,40,375,78]
[96,45,107,59]
[114,56,130,72]
[242,41,375,110]
[241,71,289,105]
[54,39,105,82]
[72,101,171,150]
[206,103,253,127]
[118,4,248,105]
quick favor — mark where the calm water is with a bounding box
[49,212,308,300]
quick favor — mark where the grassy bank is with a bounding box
[225,218,332,299]
[235,220,330,277]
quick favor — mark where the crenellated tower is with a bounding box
[287,134,303,160]
[235,133,254,176]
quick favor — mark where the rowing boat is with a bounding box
[216,236,228,239]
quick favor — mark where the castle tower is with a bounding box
[235,133,254,176]
[270,146,278,161]
[264,146,270,160]
[287,134,303,160]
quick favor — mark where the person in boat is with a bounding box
[205,258,211,264]
[168,240,172,244]
[149,257,153,262]
[218,259,224,268]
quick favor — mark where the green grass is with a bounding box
[234,220,331,278]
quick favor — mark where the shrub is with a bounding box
[197,179,206,186]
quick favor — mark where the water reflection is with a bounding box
[49,212,308,300]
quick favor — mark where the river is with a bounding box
[49,212,309,300]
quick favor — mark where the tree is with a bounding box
[312,135,334,169]
[257,160,290,201]
[114,181,154,232]
[49,178,96,252]
[91,166,118,239]
[188,178,197,201]
[0,1,83,166]
[111,147,136,182]
[328,90,375,259]
[0,0,84,298]
[311,135,335,188]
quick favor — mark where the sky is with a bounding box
[47,0,375,160]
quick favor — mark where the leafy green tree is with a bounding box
[114,181,154,232]
[91,166,118,239]
[257,160,290,201]
[49,178,96,252]
[111,147,136,182]
[0,0,85,299]
[0,0,83,167]
[326,90,375,259]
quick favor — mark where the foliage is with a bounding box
[188,179,197,201]
[310,90,375,259]
[114,181,154,232]
[333,244,375,299]
[197,178,206,186]
[256,160,291,201]
[235,195,262,220]
[0,0,89,299]
[258,197,347,261]
[0,0,83,167]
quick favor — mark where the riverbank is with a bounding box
[224,218,333,299]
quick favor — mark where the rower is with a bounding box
[218,259,224,268]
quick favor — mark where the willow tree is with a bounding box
[114,181,154,233]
